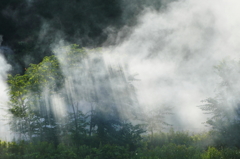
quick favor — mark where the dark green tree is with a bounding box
[200,60,240,147]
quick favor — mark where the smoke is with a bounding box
[100,0,240,131]
[4,0,240,139]
[47,0,240,132]
[0,53,12,140]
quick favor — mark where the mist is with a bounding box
[0,51,11,141]
[99,0,240,131]
[2,0,240,142]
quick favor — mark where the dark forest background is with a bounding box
[0,0,167,75]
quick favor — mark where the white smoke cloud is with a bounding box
[48,0,240,132]
[105,0,240,131]
[0,53,12,140]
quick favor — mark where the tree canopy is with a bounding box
[7,45,151,149]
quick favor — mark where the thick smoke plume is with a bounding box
[0,51,11,140]
[102,0,240,131]
[49,0,240,132]
[3,0,240,140]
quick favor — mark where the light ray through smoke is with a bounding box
[103,0,240,131]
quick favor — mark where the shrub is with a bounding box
[137,143,201,159]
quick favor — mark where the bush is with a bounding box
[137,143,201,159]
[0,131,240,159]
[202,147,222,159]
[202,147,240,159]
[86,144,131,159]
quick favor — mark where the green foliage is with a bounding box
[202,147,222,159]
[7,48,240,159]
[0,132,239,159]
[221,148,240,159]
[7,55,64,141]
[8,55,63,96]
[116,123,146,151]
[7,45,145,149]
[86,144,131,159]
[146,130,197,149]
[67,111,89,134]
[137,143,202,159]
[25,55,63,92]
[167,129,194,146]
[66,111,90,146]
[0,141,132,159]
[201,147,240,159]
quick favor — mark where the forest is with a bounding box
[1,0,240,159]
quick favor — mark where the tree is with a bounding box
[141,106,172,141]
[116,122,145,151]
[200,59,240,147]
[55,45,141,142]
[7,44,144,147]
[8,55,64,142]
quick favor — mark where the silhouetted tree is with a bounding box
[200,60,240,147]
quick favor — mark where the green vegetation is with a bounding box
[1,131,240,159]
[1,1,240,158]
[6,44,146,153]
[4,45,240,158]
